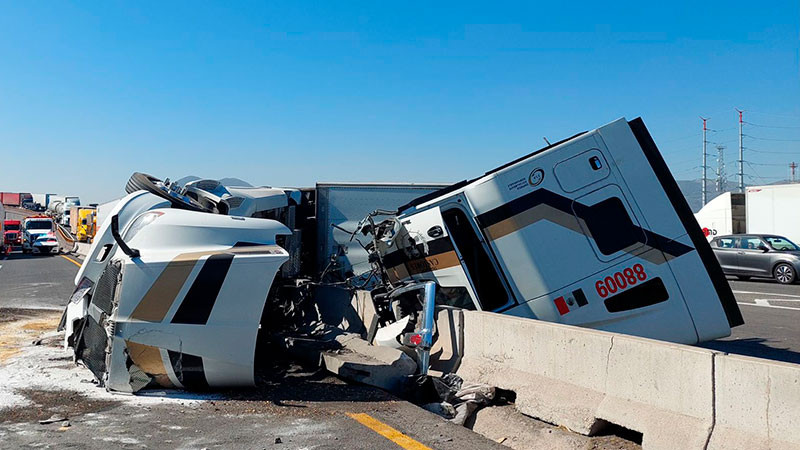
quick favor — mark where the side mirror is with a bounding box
[759,245,769,252]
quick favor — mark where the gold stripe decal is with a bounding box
[130,245,283,322]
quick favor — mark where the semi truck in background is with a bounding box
[31,193,57,211]
[3,219,23,249]
[0,202,5,254]
[695,183,800,244]
[21,216,59,255]
[69,206,97,242]
[48,196,81,227]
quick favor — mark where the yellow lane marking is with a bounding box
[346,413,433,450]
[60,255,82,268]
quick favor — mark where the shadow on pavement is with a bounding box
[700,337,800,365]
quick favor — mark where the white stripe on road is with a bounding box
[732,290,800,298]
[738,301,800,311]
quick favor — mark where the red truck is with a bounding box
[3,219,22,249]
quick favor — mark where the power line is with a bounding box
[744,147,800,155]
[744,134,800,142]
[744,121,800,130]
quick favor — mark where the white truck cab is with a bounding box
[22,216,59,255]
[371,118,743,345]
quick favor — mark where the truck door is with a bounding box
[464,129,709,343]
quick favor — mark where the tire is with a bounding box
[125,172,162,195]
[736,276,751,281]
[774,263,796,284]
[124,172,213,213]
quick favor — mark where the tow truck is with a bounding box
[22,216,60,255]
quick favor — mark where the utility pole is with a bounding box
[701,117,709,206]
[716,145,727,193]
[791,162,797,183]
[737,109,744,192]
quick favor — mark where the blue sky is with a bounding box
[1,1,798,203]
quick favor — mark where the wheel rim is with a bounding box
[777,265,793,283]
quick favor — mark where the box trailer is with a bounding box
[746,184,800,244]
[1,192,21,207]
[315,182,450,279]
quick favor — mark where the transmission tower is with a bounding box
[716,145,727,193]
[791,162,797,183]
[701,117,709,205]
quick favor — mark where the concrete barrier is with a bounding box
[317,293,800,449]
[709,354,800,450]
[455,311,800,450]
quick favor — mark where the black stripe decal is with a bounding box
[628,118,743,327]
[171,253,234,325]
[381,236,455,268]
[474,188,693,258]
[167,350,209,390]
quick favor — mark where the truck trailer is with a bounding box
[694,183,800,244]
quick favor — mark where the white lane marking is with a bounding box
[738,301,800,311]
[732,290,800,298]
[754,298,800,303]
[754,299,771,306]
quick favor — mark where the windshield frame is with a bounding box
[764,236,800,251]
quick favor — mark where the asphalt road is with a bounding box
[0,251,79,310]
[700,277,800,364]
[3,206,34,222]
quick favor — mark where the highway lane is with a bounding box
[0,251,79,310]
[700,277,800,364]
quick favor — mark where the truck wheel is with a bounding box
[125,172,214,213]
[774,263,796,284]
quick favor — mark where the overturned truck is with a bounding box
[61,118,743,393]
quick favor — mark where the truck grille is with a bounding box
[92,261,121,315]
